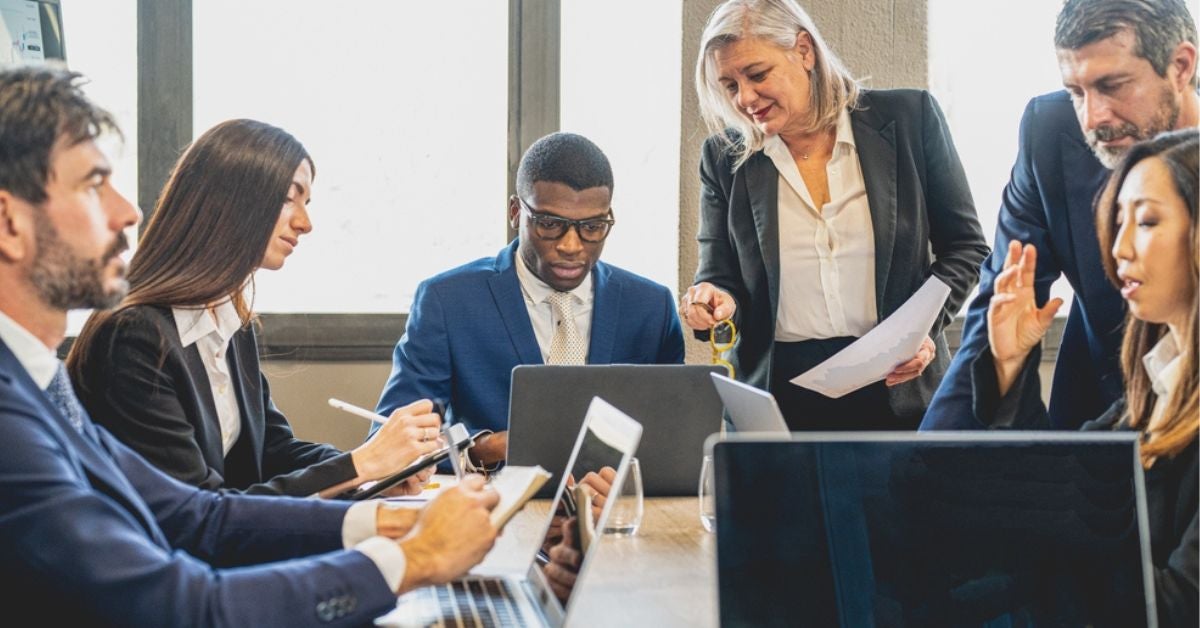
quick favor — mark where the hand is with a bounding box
[543,518,582,602]
[468,430,508,468]
[885,336,935,387]
[577,467,616,523]
[679,282,737,330]
[378,465,436,498]
[987,242,1062,393]
[398,475,500,592]
[375,503,421,539]
[351,399,442,481]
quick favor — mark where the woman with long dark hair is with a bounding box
[68,119,439,497]
[976,129,1198,625]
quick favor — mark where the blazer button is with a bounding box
[316,600,335,622]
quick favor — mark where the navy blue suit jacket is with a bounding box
[922,91,1125,430]
[375,241,686,433]
[0,340,396,626]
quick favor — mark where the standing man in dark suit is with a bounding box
[0,65,499,626]
[375,132,685,469]
[922,0,1199,430]
[682,0,989,430]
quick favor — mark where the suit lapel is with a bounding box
[488,242,544,365]
[1060,133,1111,298]
[852,102,898,318]
[746,151,782,318]
[587,263,618,364]
[227,333,264,478]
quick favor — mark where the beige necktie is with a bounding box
[546,291,587,365]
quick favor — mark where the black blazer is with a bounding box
[695,89,989,420]
[971,345,1198,627]
[72,305,356,496]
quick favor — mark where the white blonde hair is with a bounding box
[695,0,861,169]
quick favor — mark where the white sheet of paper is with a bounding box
[790,276,951,398]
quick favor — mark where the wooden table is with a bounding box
[475,497,718,627]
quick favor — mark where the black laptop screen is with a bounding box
[714,435,1152,627]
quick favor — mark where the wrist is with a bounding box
[376,504,420,539]
[398,535,442,592]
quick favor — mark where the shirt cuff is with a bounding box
[355,536,408,593]
[342,500,380,548]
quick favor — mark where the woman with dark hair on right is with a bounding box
[68,119,441,498]
[975,129,1198,626]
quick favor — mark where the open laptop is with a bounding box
[507,365,723,497]
[709,373,790,434]
[710,432,1156,628]
[379,396,643,628]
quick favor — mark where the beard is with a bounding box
[1085,85,1180,169]
[28,210,130,311]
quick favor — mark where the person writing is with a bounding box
[0,65,499,626]
[68,119,438,497]
[974,129,1198,626]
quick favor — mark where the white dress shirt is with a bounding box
[172,302,244,456]
[764,108,878,342]
[1142,329,1183,435]
[515,255,594,362]
[0,308,409,593]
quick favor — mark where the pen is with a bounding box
[328,398,389,424]
[445,424,466,481]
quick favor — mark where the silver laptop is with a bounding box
[379,397,643,627]
[709,373,789,434]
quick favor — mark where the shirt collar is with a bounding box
[514,253,593,306]
[1142,330,1183,399]
[0,309,61,390]
[173,301,243,348]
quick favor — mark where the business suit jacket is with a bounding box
[0,340,395,626]
[376,240,686,433]
[969,344,1198,627]
[922,90,1125,430]
[72,305,356,496]
[696,89,989,421]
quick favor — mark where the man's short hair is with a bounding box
[1055,0,1198,87]
[0,65,120,205]
[515,132,613,199]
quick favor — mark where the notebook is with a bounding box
[377,397,643,628]
[710,431,1156,627]
[507,364,724,497]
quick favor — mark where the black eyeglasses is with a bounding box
[517,197,615,243]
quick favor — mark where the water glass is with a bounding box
[699,454,716,532]
[603,457,643,536]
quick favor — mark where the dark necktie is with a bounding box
[46,362,86,434]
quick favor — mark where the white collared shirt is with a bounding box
[172,302,244,456]
[0,308,408,593]
[764,108,877,342]
[1142,330,1183,434]
[514,254,594,362]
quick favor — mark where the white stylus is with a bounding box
[328,398,389,424]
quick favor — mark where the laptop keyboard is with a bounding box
[415,577,525,627]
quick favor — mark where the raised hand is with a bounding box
[987,241,1063,394]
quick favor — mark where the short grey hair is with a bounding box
[1056,0,1198,88]
[695,0,860,170]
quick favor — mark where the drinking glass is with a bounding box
[699,454,716,532]
[603,457,643,536]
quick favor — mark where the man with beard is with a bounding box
[922,0,1199,430]
[0,66,501,626]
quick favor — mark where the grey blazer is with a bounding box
[695,89,989,421]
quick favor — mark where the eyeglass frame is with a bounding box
[516,196,616,243]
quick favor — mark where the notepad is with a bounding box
[488,465,553,528]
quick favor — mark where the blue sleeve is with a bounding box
[374,280,453,433]
[656,284,686,364]
[922,97,1065,430]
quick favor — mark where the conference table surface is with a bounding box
[473,496,718,627]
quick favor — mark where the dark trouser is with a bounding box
[770,337,916,431]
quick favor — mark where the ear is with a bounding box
[0,191,32,262]
[1168,41,1198,92]
[508,195,521,229]
[794,31,815,69]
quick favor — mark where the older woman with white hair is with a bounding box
[680,0,989,430]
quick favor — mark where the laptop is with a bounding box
[378,396,643,628]
[710,432,1156,628]
[709,373,790,434]
[507,365,724,497]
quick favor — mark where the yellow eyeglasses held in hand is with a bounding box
[710,317,737,379]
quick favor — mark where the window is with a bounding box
[193,0,508,313]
